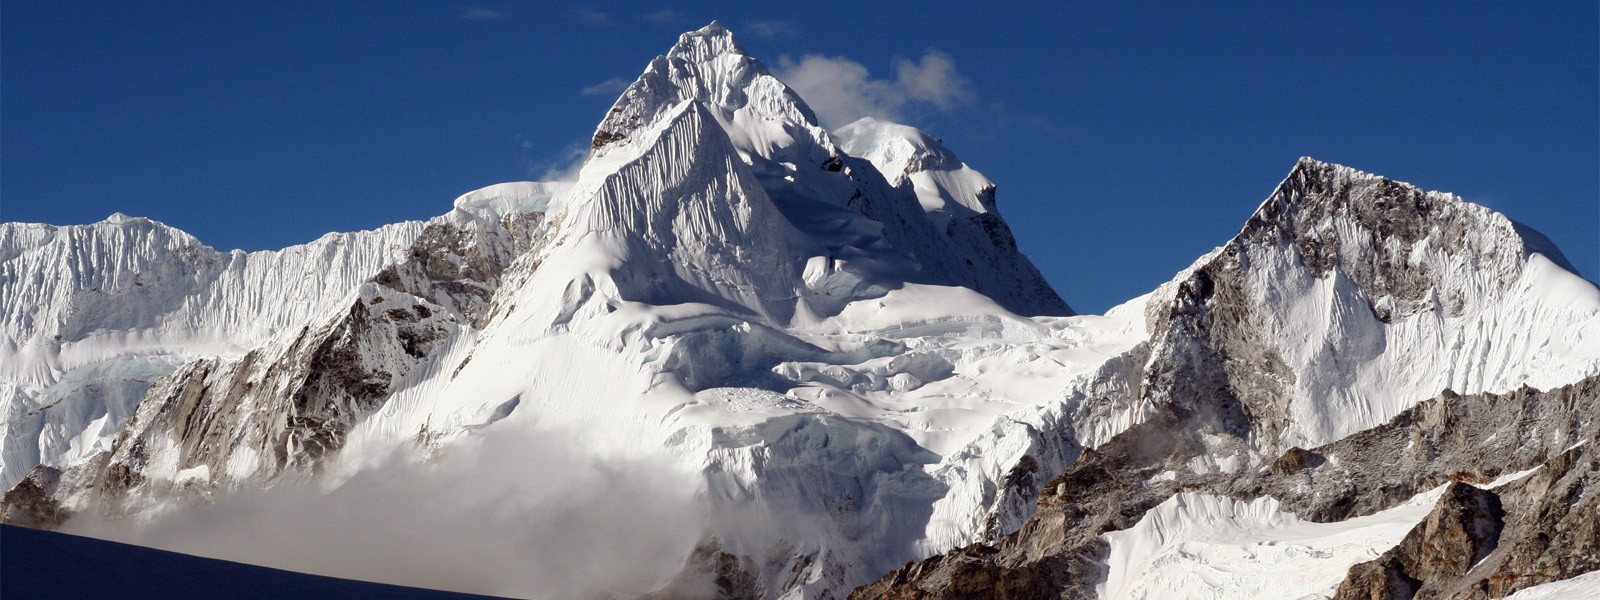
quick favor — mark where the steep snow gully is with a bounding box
[4,22,1598,600]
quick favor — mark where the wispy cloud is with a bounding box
[641,8,687,24]
[581,77,632,96]
[743,19,799,40]
[774,50,977,129]
[534,142,593,182]
[574,7,610,25]
[458,6,508,21]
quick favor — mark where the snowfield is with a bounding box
[1098,488,1450,600]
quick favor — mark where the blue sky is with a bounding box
[4,2,1595,313]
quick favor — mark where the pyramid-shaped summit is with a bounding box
[581,21,1072,317]
[589,20,820,155]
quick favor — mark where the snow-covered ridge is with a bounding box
[836,118,980,220]
[1241,158,1572,321]
[0,215,426,490]
[591,20,829,164]
[0,215,425,385]
[0,185,558,491]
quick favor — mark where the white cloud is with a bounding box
[774,49,976,129]
[458,6,508,21]
[775,55,889,128]
[892,51,975,111]
[581,77,632,96]
[743,19,799,40]
[573,7,610,25]
[641,8,687,24]
[68,425,704,598]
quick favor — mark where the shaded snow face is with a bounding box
[65,425,704,599]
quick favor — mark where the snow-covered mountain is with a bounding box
[3,21,1598,600]
[856,161,1600,598]
[0,213,427,489]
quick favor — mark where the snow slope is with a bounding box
[1098,488,1450,600]
[1502,571,1600,600]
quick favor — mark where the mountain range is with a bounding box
[3,22,1597,600]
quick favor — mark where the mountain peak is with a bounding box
[588,23,822,159]
[1253,157,1444,233]
[835,118,962,182]
[667,21,743,63]
[1292,155,1333,170]
[1221,156,1581,340]
[1267,158,1575,272]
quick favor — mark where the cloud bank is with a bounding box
[68,427,704,598]
[775,50,976,129]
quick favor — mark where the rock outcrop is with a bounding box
[855,376,1600,599]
